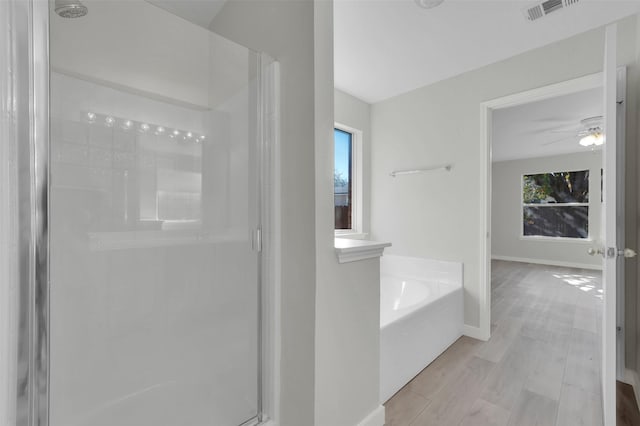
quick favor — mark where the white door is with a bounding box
[601,23,630,426]
[601,23,616,426]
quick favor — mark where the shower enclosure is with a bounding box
[2,1,278,425]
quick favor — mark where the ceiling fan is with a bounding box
[542,116,604,147]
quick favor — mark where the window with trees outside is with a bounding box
[334,128,352,230]
[522,170,589,239]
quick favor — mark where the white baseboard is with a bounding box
[356,405,385,426]
[463,324,490,342]
[623,368,640,412]
[491,255,602,271]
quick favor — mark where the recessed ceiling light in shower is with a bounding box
[54,0,88,18]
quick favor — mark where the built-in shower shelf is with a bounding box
[88,230,245,251]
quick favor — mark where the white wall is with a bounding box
[334,89,372,235]
[491,152,603,269]
[370,17,639,330]
[314,7,382,426]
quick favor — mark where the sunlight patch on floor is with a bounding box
[552,273,603,299]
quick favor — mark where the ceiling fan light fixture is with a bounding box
[593,133,604,146]
[579,132,604,147]
[415,0,444,9]
[579,135,594,146]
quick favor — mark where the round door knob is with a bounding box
[588,247,604,256]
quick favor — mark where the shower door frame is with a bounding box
[11,1,280,425]
[13,0,50,424]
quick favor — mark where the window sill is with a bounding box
[334,238,391,264]
[519,235,594,244]
[334,232,368,240]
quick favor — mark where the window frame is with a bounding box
[334,123,364,238]
[520,169,592,241]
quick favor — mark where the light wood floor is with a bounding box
[384,260,603,426]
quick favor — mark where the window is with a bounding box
[522,170,589,239]
[334,128,352,229]
[334,125,362,234]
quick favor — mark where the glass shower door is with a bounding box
[49,2,262,425]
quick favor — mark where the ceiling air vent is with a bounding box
[523,0,580,22]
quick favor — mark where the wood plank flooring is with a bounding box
[617,380,640,426]
[384,260,603,426]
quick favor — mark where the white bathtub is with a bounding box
[380,255,463,402]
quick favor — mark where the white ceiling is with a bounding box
[492,87,603,162]
[334,0,640,103]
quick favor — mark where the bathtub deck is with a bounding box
[384,260,603,426]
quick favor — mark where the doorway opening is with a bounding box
[479,72,605,337]
[481,73,610,423]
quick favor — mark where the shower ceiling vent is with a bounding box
[523,0,580,22]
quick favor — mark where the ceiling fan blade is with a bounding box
[532,118,576,124]
[542,136,576,146]
[528,123,581,133]
[523,127,577,135]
